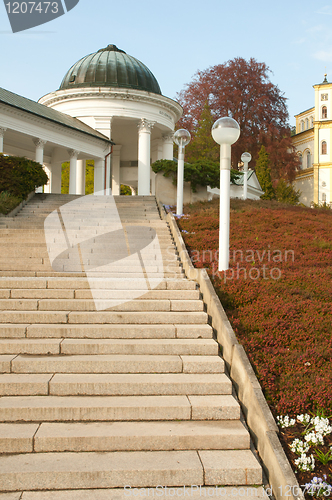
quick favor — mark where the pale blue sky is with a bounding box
[1,0,332,126]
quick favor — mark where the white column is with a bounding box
[34,139,46,165]
[162,133,174,160]
[51,163,62,194]
[243,164,248,200]
[112,145,122,195]
[0,127,7,153]
[138,119,154,195]
[34,139,47,193]
[219,144,231,271]
[43,166,52,193]
[77,160,86,195]
[68,150,80,195]
[176,147,185,215]
[151,167,156,196]
[94,159,104,193]
[105,155,111,191]
[151,139,163,196]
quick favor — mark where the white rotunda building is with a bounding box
[39,44,183,195]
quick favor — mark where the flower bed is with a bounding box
[174,198,332,494]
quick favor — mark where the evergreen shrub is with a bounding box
[152,159,240,193]
[0,154,48,199]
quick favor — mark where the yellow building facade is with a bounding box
[292,75,332,206]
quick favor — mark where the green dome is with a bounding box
[59,44,161,95]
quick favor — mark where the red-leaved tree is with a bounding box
[177,57,299,181]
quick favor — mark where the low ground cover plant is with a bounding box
[174,198,332,493]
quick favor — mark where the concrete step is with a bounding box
[48,373,232,396]
[0,278,197,291]
[24,323,213,339]
[0,355,16,373]
[0,263,53,272]
[0,258,43,266]
[0,395,240,422]
[9,289,75,299]
[0,374,52,395]
[7,289,197,300]
[0,253,180,264]
[67,311,207,324]
[10,354,224,374]
[0,373,231,397]
[0,325,28,338]
[198,450,262,485]
[60,338,218,355]
[0,338,217,356]
[0,250,175,260]
[16,486,268,499]
[1,420,249,453]
[0,194,263,494]
[0,450,262,491]
[0,339,61,354]
[0,311,208,324]
[0,299,202,312]
[37,299,202,312]
[0,272,185,279]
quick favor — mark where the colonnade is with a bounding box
[0,118,174,196]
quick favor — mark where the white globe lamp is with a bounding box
[173,129,191,215]
[211,117,240,272]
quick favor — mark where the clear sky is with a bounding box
[1,0,332,126]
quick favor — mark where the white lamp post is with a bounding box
[241,152,252,200]
[212,117,240,272]
[173,129,191,215]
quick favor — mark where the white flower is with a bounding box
[305,431,324,446]
[297,413,311,425]
[294,454,315,472]
[290,438,310,455]
[277,415,296,428]
[310,416,332,436]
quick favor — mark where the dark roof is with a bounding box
[59,44,161,95]
[0,87,111,142]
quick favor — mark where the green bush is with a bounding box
[0,191,23,215]
[275,179,301,205]
[120,184,132,195]
[310,201,332,210]
[152,159,240,193]
[0,154,48,199]
[255,145,275,200]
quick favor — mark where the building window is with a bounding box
[306,151,311,169]
[301,120,305,131]
[322,141,327,155]
[322,106,328,119]
[305,118,309,129]
[298,153,303,169]
[322,193,327,202]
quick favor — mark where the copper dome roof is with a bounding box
[59,44,161,95]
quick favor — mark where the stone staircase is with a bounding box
[0,193,265,498]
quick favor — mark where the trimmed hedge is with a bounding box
[151,159,240,193]
[0,154,48,199]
